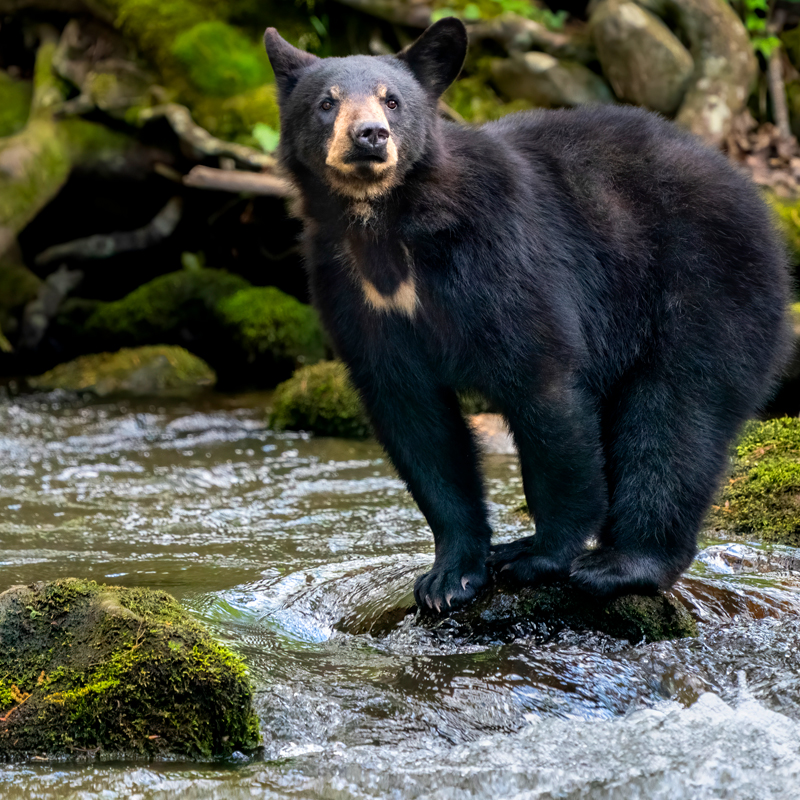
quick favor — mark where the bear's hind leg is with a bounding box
[570,372,739,597]
[488,381,608,584]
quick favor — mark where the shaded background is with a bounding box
[2,0,800,405]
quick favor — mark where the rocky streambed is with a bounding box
[0,388,799,798]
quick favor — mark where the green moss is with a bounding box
[0,579,260,758]
[0,71,32,137]
[0,260,41,334]
[192,84,280,147]
[706,417,800,545]
[0,43,132,244]
[29,345,216,397]
[171,21,273,97]
[270,360,372,439]
[444,73,533,123]
[86,268,250,345]
[216,286,326,379]
[764,190,800,266]
[432,0,567,28]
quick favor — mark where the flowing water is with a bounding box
[1,389,800,799]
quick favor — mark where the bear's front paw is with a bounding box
[569,548,661,598]
[413,562,489,614]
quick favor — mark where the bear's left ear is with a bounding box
[397,17,468,98]
[264,27,320,101]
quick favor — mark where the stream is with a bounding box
[1,389,799,799]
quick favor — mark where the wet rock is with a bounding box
[29,345,216,397]
[491,52,614,108]
[270,360,372,439]
[215,286,326,384]
[416,581,697,643]
[706,417,800,546]
[0,579,260,758]
[591,0,693,115]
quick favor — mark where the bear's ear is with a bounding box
[397,17,468,98]
[264,27,319,100]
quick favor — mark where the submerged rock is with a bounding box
[707,417,800,546]
[29,345,216,397]
[270,360,372,439]
[0,579,260,759]
[417,581,697,643]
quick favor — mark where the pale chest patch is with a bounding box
[342,234,419,319]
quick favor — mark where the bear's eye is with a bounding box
[321,100,333,111]
[386,99,398,110]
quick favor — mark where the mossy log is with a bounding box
[0,35,133,261]
[0,579,260,759]
[395,582,697,643]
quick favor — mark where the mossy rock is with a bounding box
[216,286,326,384]
[416,581,697,643]
[0,579,260,759]
[29,345,216,397]
[706,417,800,546]
[171,21,272,97]
[270,360,372,439]
[764,190,800,266]
[0,71,32,138]
[0,260,41,337]
[85,267,250,351]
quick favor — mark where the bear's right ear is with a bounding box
[397,17,468,97]
[264,28,319,101]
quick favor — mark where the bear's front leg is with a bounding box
[351,360,492,613]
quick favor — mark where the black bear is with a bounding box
[264,18,791,612]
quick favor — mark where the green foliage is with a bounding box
[216,286,326,367]
[734,0,783,58]
[270,360,372,439]
[0,579,260,757]
[253,122,281,152]
[432,0,567,30]
[706,417,800,545]
[171,21,273,97]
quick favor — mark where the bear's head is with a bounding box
[264,18,467,202]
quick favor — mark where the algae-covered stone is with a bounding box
[29,345,216,397]
[86,267,250,346]
[270,360,372,439]
[706,417,800,546]
[418,581,697,643]
[216,286,326,384]
[0,579,260,758]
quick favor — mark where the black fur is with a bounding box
[265,20,792,612]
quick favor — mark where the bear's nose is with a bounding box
[352,121,390,150]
